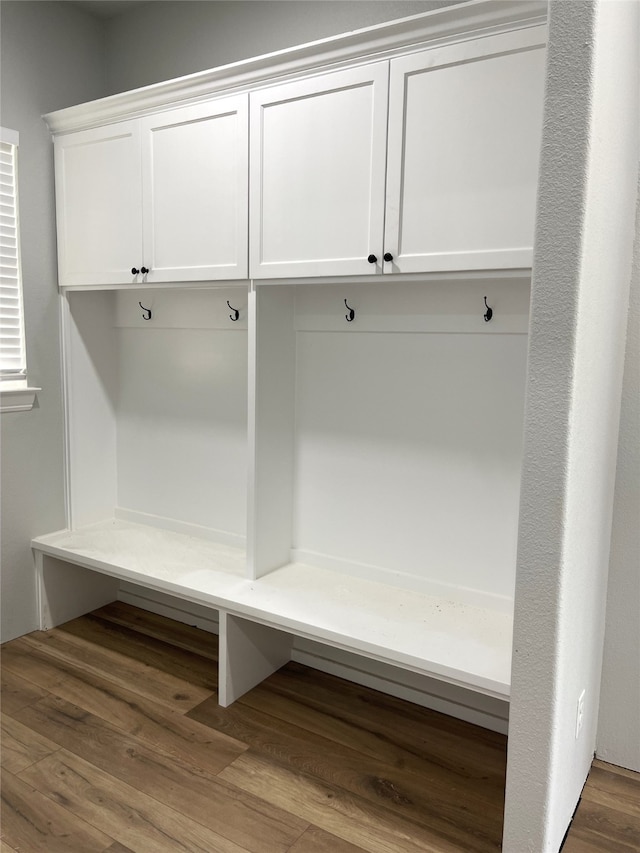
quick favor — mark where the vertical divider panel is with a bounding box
[63,290,118,529]
[218,611,293,706]
[247,283,296,579]
[35,552,119,630]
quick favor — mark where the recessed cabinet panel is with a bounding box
[250,63,389,278]
[385,28,546,273]
[55,123,142,287]
[65,287,249,541]
[293,329,527,601]
[141,97,248,281]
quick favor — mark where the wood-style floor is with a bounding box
[1,602,638,853]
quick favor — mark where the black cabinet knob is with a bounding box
[141,266,149,275]
[367,254,377,264]
[383,252,393,263]
[131,267,140,275]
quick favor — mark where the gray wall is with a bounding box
[103,1,451,94]
[0,1,106,642]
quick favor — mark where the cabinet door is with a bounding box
[384,28,547,274]
[140,96,248,282]
[55,122,142,287]
[250,63,389,279]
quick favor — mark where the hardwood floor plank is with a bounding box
[18,750,253,853]
[17,696,307,853]
[565,796,640,852]
[56,611,218,689]
[0,713,60,774]
[3,637,243,773]
[95,601,218,660]
[4,607,637,853]
[581,762,640,819]
[1,640,67,691]
[220,751,479,853]
[0,667,50,716]
[288,826,369,853]
[238,675,507,792]
[562,836,635,853]
[244,661,506,782]
[9,631,213,712]
[1,767,114,853]
[593,760,640,782]
[188,694,504,848]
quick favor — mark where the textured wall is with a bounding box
[504,1,640,850]
[0,2,106,642]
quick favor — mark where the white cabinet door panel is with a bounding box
[55,122,142,287]
[385,28,546,273]
[250,63,389,278]
[141,96,248,282]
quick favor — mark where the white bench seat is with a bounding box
[32,518,512,705]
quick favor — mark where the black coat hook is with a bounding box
[227,301,239,322]
[483,296,493,323]
[344,299,355,322]
[138,302,152,321]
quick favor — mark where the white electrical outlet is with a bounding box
[576,689,586,738]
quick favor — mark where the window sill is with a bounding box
[0,381,41,413]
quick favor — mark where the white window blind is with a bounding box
[0,127,26,380]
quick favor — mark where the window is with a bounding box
[0,127,39,412]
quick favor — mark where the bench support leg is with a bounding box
[218,612,293,707]
[35,552,120,630]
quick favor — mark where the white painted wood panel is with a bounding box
[140,96,249,282]
[65,292,118,528]
[36,553,119,630]
[55,122,142,287]
[292,304,528,604]
[114,290,248,539]
[116,327,248,537]
[65,289,249,543]
[293,277,531,335]
[32,520,247,595]
[250,63,389,278]
[384,28,546,273]
[31,519,511,697]
[219,612,292,706]
[247,285,296,578]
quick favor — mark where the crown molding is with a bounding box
[43,0,547,135]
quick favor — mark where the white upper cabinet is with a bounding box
[140,98,248,283]
[52,17,546,286]
[54,95,248,287]
[384,28,547,274]
[250,26,546,279]
[249,63,389,279]
[55,122,142,287]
